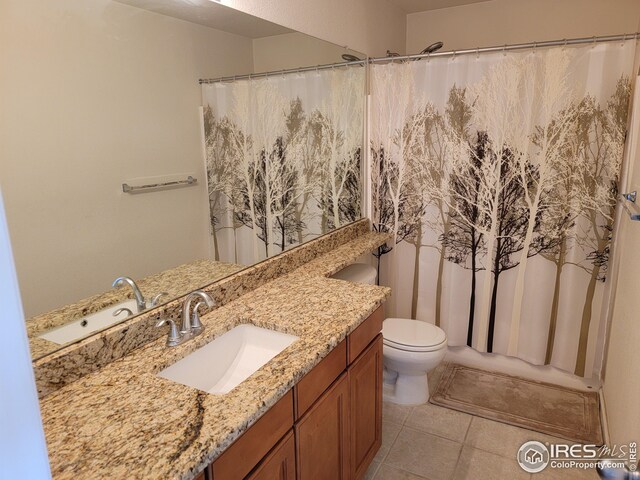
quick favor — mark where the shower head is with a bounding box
[420,41,444,55]
[341,54,361,62]
[386,50,400,57]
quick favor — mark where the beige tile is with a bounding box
[383,401,414,425]
[385,427,462,480]
[405,403,472,443]
[375,420,403,463]
[465,416,560,459]
[374,464,430,479]
[365,460,381,480]
[453,445,530,480]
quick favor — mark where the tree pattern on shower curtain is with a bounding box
[371,44,634,377]
[202,68,363,265]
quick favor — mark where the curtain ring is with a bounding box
[452,50,457,60]
[476,47,479,60]
[427,51,431,62]
[621,33,627,47]
[562,38,567,50]
[502,44,507,56]
[533,41,537,55]
[592,36,597,48]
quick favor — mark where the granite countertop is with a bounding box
[40,245,391,480]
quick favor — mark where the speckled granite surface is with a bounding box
[34,220,379,397]
[40,273,391,480]
[28,259,245,359]
[297,231,390,278]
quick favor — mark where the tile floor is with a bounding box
[365,364,600,480]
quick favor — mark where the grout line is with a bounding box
[461,414,473,444]
[379,423,403,463]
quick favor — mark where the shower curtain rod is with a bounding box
[199,32,638,85]
[198,58,366,84]
[369,32,640,63]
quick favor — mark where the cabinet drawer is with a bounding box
[212,390,294,480]
[347,306,383,364]
[246,430,295,480]
[294,339,346,419]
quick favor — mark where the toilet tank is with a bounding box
[331,263,377,285]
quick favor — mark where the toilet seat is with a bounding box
[383,318,447,352]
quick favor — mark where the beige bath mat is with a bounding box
[430,363,603,444]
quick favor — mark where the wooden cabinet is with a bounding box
[247,431,296,480]
[295,373,350,480]
[212,391,294,480]
[349,335,383,480]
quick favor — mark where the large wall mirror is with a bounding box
[0,0,365,360]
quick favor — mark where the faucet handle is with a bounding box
[191,301,207,335]
[156,318,180,347]
[113,307,134,318]
[149,292,170,307]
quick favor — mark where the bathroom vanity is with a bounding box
[37,227,391,480]
[209,307,383,480]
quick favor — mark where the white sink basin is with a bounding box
[38,299,139,345]
[158,324,299,394]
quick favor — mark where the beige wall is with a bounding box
[407,0,640,54]
[222,0,406,57]
[602,70,640,447]
[0,0,254,317]
[253,32,360,73]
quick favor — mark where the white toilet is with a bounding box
[332,263,448,405]
[382,318,447,405]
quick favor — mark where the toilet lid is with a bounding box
[383,318,447,350]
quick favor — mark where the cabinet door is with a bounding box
[295,373,350,480]
[247,430,295,480]
[349,335,382,480]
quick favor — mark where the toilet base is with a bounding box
[382,369,430,405]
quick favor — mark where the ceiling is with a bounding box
[387,0,491,13]
[115,0,293,38]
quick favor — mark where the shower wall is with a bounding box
[407,0,640,53]
[252,33,358,73]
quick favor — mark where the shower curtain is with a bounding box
[370,41,636,378]
[202,67,364,266]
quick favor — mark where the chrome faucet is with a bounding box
[112,276,146,312]
[181,291,215,335]
[156,290,215,347]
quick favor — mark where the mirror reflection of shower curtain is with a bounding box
[370,41,636,378]
[202,67,365,265]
